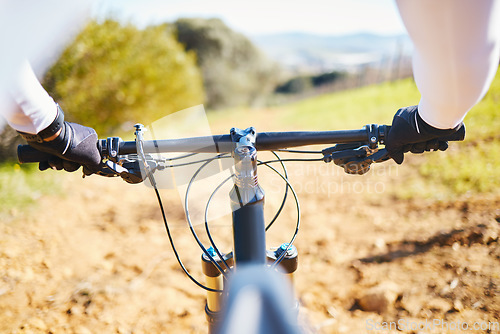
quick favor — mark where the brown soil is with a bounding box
[1,162,499,334]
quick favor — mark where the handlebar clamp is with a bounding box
[366,124,379,149]
[98,136,122,162]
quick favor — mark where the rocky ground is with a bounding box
[0,159,498,334]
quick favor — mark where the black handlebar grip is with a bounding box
[17,145,55,164]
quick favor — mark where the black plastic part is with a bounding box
[322,144,373,174]
[321,142,367,160]
[17,145,54,163]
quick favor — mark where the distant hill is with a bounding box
[250,32,413,73]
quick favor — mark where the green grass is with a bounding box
[416,70,500,198]
[207,78,422,132]
[462,70,500,141]
[419,141,500,195]
[0,162,62,218]
[281,78,421,130]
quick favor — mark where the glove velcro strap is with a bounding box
[18,105,65,143]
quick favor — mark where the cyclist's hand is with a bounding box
[18,107,101,174]
[386,105,465,164]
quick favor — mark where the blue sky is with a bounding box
[92,0,407,36]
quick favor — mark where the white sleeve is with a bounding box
[2,60,58,134]
[0,0,94,135]
[396,0,500,129]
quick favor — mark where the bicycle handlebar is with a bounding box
[17,124,466,164]
[103,127,387,156]
[18,125,389,163]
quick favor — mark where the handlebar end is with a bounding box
[17,145,54,164]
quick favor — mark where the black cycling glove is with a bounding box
[386,105,465,164]
[18,106,101,174]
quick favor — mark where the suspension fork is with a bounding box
[201,127,265,332]
[202,127,298,333]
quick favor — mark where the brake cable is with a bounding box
[111,125,389,291]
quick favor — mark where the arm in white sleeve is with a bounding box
[396,0,500,129]
[0,0,94,135]
[2,60,58,134]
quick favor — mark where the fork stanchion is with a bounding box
[202,248,233,333]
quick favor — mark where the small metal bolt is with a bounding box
[110,150,117,157]
[370,136,377,143]
[236,147,250,153]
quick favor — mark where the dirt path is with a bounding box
[0,164,498,333]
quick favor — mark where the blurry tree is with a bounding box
[275,71,345,94]
[311,71,345,86]
[275,76,313,94]
[44,19,204,136]
[173,18,279,109]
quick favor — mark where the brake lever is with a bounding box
[92,155,159,184]
[369,148,390,163]
[322,144,391,175]
[333,147,373,175]
[93,160,144,184]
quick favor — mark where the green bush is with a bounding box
[44,20,205,136]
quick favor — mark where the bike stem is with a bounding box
[228,127,267,265]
